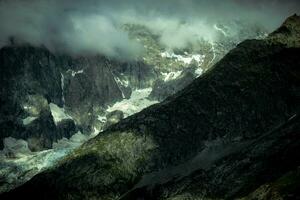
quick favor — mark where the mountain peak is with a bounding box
[268,14,300,47]
[283,14,300,25]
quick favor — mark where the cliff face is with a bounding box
[2,15,299,200]
[0,46,64,150]
[0,46,155,150]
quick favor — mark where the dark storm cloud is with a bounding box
[0,0,299,59]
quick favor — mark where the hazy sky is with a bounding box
[0,0,299,59]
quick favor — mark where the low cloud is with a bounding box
[0,0,143,59]
[0,0,299,59]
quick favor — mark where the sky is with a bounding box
[0,0,299,59]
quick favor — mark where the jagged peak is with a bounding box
[267,14,300,47]
[282,14,300,26]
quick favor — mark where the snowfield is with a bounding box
[107,88,159,118]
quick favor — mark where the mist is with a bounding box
[0,0,299,59]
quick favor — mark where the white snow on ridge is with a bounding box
[107,88,158,118]
[161,51,205,66]
[161,71,182,82]
[49,103,72,125]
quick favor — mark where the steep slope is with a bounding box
[0,46,124,150]
[2,15,299,200]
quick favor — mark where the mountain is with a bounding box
[0,20,263,152]
[1,15,299,200]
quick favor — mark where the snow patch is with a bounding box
[161,51,205,66]
[97,115,107,123]
[22,116,37,126]
[107,88,158,118]
[70,69,84,77]
[161,71,182,82]
[195,68,204,78]
[49,103,72,125]
[114,76,129,87]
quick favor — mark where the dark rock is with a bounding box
[111,61,158,89]
[24,109,57,151]
[63,57,124,109]
[56,119,77,140]
[0,46,62,148]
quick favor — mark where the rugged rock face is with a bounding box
[2,15,299,200]
[0,45,155,149]
[0,45,64,149]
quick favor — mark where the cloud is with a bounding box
[0,0,143,59]
[0,0,299,59]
